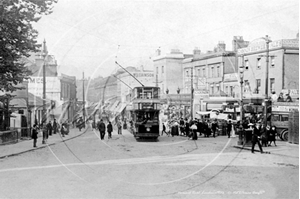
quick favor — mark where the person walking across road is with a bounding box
[97,119,106,140]
[161,122,168,136]
[107,121,113,139]
[268,126,277,146]
[251,122,264,153]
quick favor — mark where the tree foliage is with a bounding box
[0,0,57,93]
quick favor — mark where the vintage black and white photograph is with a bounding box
[0,0,299,198]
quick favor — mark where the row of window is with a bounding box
[156,66,164,74]
[185,65,221,78]
[244,56,275,70]
[244,78,275,94]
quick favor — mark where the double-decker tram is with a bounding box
[128,86,161,139]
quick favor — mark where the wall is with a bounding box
[284,53,299,90]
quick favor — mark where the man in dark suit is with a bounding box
[47,121,52,136]
[227,120,232,138]
[97,119,106,140]
[251,121,264,153]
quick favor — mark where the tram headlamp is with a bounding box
[146,127,150,132]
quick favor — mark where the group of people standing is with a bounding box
[162,118,234,140]
[31,119,69,147]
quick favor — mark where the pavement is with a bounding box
[0,126,90,159]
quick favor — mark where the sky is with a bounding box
[33,0,299,80]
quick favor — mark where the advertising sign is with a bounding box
[28,76,60,98]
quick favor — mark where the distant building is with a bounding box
[152,49,193,95]
[60,74,76,123]
[25,40,60,103]
[182,42,237,112]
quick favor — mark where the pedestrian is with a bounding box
[42,121,48,144]
[31,124,38,147]
[47,121,52,136]
[211,119,219,138]
[185,118,190,137]
[261,125,269,147]
[227,120,232,138]
[97,119,106,140]
[196,119,202,136]
[53,119,58,134]
[117,120,122,135]
[190,121,198,140]
[161,122,167,136]
[251,121,264,153]
[77,117,84,131]
[60,122,66,137]
[268,126,277,146]
[179,118,185,136]
[107,121,113,139]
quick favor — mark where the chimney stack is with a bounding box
[156,48,161,56]
[193,47,201,55]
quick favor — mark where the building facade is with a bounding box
[152,49,192,95]
[60,74,77,123]
[182,42,237,113]
[238,36,299,100]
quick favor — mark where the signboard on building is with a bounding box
[194,89,209,100]
[224,73,239,82]
[272,104,299,112]
[28,76,60,98]
[238,39,299,54]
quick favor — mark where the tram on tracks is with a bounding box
[128,86,161,139]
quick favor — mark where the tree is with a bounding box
[0,0,57,93]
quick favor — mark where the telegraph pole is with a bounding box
[42,39,47,124]
[259,35,272,128]
[82,72,85,124]
[190,68,194,120]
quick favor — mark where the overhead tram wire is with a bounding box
[115,61,144,87]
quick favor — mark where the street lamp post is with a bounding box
[238,58,245,145]
[42,39,47,144]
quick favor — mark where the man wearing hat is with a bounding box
[251,121,264,153]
